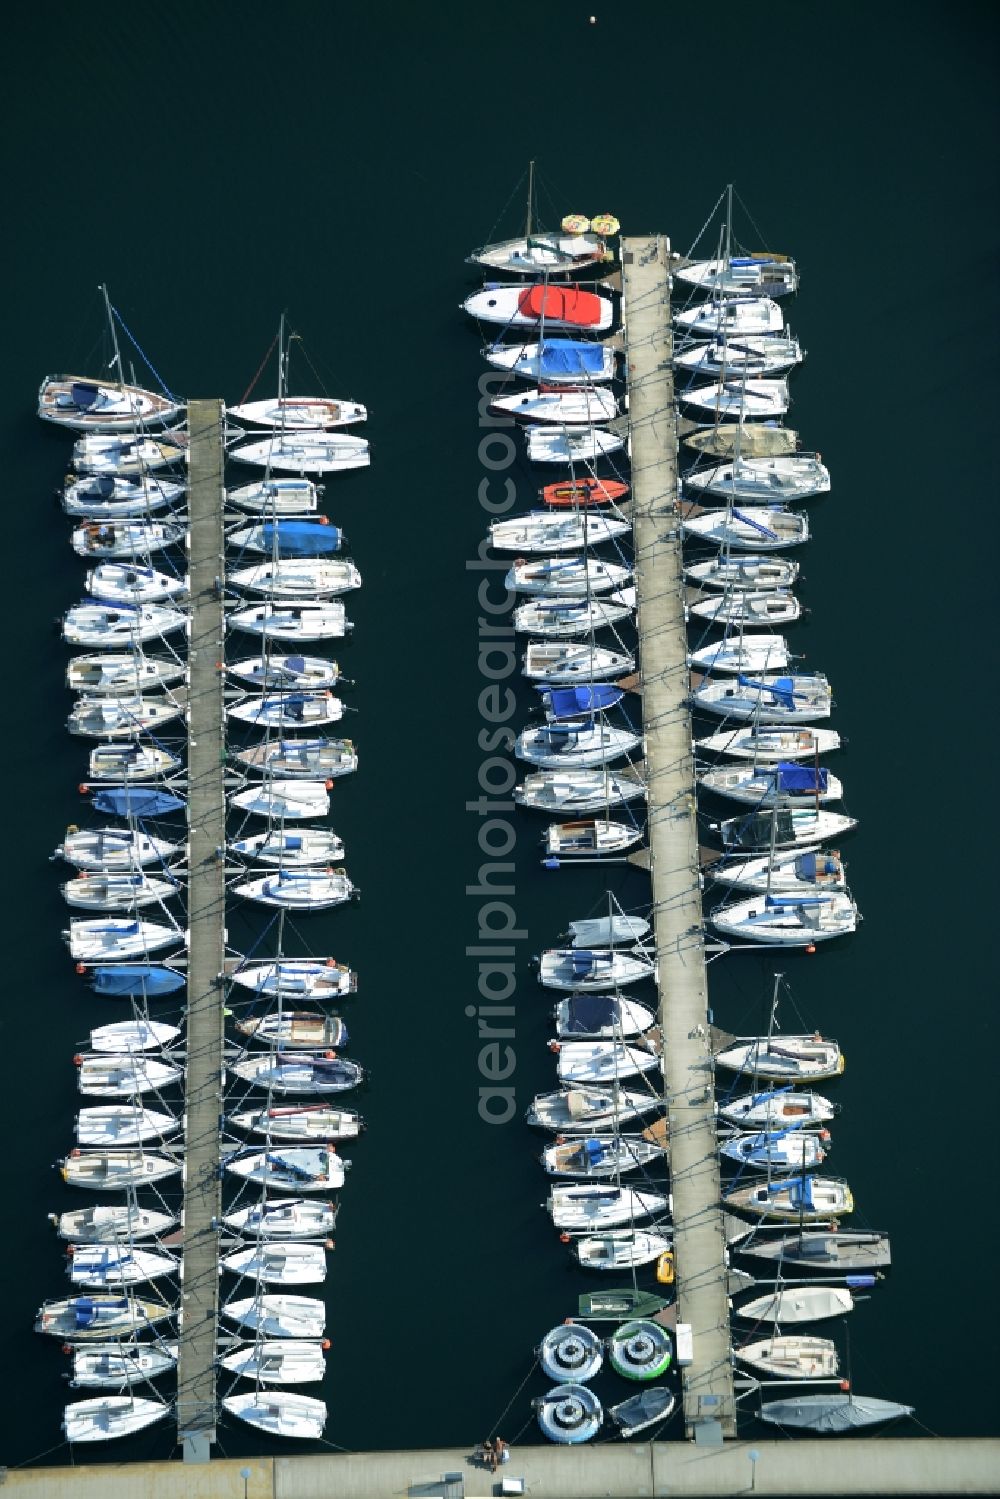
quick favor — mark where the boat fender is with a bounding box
[73,1055,84,1067]
[559,1232,571,1244]
[66,1246,75,1256]
[78,784,90,795]
[839,1379,850,1391]
[71,1149,82,1158]
[321,1338,331,1350]
[67,825,79,835]
[805,944,816,954]
[61,1344,73,1355]
[324,780,334,790]
[75,963,87,975]
[548,1041,561,1053]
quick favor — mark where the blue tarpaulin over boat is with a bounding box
[774,762,828,793]
[538,341,606,378]
[738,675,797,711]
[562,994,621,1034]
[584,1138,606,1163]
[257,521,343,557]
[90,965,186,996]
[546,685,623,719]
[794,852,839,880]
[92,788,185,817]
[71,383,100,410]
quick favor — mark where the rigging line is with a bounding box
[485,1355,541,1439]
[683,184,730,265]
[731,187,771,255]
[480,163,531,250]
[107,300,177,402]
[240,329,281,407]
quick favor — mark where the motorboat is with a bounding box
[684,454,830,503]
[228,653,341,690]
[228,396,365,429]
[220,1242,329,1285]
[692,673,832,724]
[723,1175,854,1220]
[514,587,635,637]
[227,519,345,557]
[62,1395,168,1443]
[526,1086,661,1133]
[234,1013,348,1049]
[222,1294,326,1339]
[733,1230,891,1272]
[86,743,181,781]
[54,827,181,872]
[706,847,847,898]
[67,1244,178,1289]
[694,726,840,761]
[718,1087,836,1130]
[675,255,798,298]
[227,477,321,515]
[55,1205,176,1243]
[543,818,644,858]
[59,1150,182,1190]
[75,1107,181,1146]
[680,378,789,420]
[227,958,355,999]
[735,1336,838,1380]
[523,641,635,683]
[39,374,182,432]
[490,386,619,425]
[72,432,188,476]
[547,1184,670,1232]
[719,1127,828,1171]
[232,738,357,780]
[608,1387,676,1437]
[220,1340,327,1386]
[63,475,185,520]
[711,892,858,945]
[542,477,629,507]
[555,1038,660,1084]
[571,1229,672,1270]
[687,589,801,628]
[228,779,331,821]
[685,554,799,592]
[67,693,186,739]
[681,505,808,549]
[35,1294,172,1341]
[64,919,184,962]
[75,1054,183,1098]
[506,556,631,595]
[62,601,187,648]
[231,869,354,911]
[227,691,344,729]
[516,723,641,769]
[541,1134,664,1179]
[735,1286,855,1324]
[69,1342,178,1388]
[688,634,790,675]
[227,601,348,640]
[608,1320,673,1381]
[88,1019,181,1052]
[698,762,843,805]
[484,339,617,384]
[516,765,646,812]
[228,1104,361,1142]
[713,807,858,852]
[539,948,655,992]
[228,430,369,475]
[687,423,800,460]
[674,334,802,378]
[526,426,624,464]
[537,1323,603,1383]
[673,296,784,337]
[554,992,655,1038]
[220,1338,326,1386]
[224,1146,347,1193]
[577,1288,670,1321]
[462,282,613,332]
[227,558,361,598]
[714,1034,844,1082]
[534,1384,603,1444]
[66,652,186,694]
[224,1390,327,1438]
[489,511,629,552]
[230,1052,364,1094]
[223,1199,336,1240]
[71,520,186,558]
[757,1394,914,1432]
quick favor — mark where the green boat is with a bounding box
[577,1288,669,1322]
[684,424,800,459]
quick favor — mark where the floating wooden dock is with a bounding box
[174,399,227,1460]
[621,235,736,1439]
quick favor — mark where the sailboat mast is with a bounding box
[525,160,535,243]
[100,284,125,392]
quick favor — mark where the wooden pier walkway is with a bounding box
[622,235,736,1439]
[174,399,227,1459]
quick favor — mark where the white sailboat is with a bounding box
[514,588,635,637]
[555,1039,661,1084]
[523,641,635,682]
[63,1395,169,1443]
[674,296,784,337]
[571,1229,672,1269]
[223,1390,326,1438]
[223,1199,336,1240]
[59,1150,182,1190]
[227,653,341,690]
[688,633,790,675]
[695,726,840,761]
[489,511,629,552]
[75,1055,183,1099]
[227,558,361,599]
[681,378,789,420]
[62,475,185,520]
[227,601,348,640]
[516,764,646,812]
[222,1294,326,1338]
[484,338,617,383]
[227,691,344,729]
[229,828,346,868]
[706,846,847,897]
[543,818,644,858]
[526,1086,661,1132]
[221,1242,330,1284]
[229,431,369,475]
[687,589,801,628]
[468,171,615,276]
[548,1184,670,1232]
[67,1244,178,1288]
[69,1342,178,1388]
[539,948,655,992]
[681,506,808,549]
[229,1104,360,1142]
[72,433,188,476]
[71,520,186,558]
[223,1146,347,1193]
[490,386,619,425]
[220,1339,327,1386]
[75,1107,181,1146]
[684,454,830,502]
[67,694,186,740]
[228,779,331,821]
[674,334,803,378]
[232,738,357,780]
[62,601,187,648]
[711,891,859,945]
[516,723,641,768]
[699,763,842,804]
[231,868,354,911]
[228,958,355,999]
[54,827,181,871]
[66,652,186,694]
[227,477,321,515]
[685,553,799,591]
[463,282,614,332]
[506,556,631,595]
[527,426,624,464]
[64,918,184,962]
[692,673,832,724]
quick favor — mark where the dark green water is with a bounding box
[1,0,997,1469]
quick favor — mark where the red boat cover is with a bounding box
[518,285,603,326]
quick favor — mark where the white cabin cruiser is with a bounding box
[692,673,832,724]
[231,869,354,911]
[227,601,348,641]
[711,891,859,945]
[684,454,830,503]
[229,430,369,475]
[484,338,617,384]
[227,558,361,599]
[516,764,646,812]
[462,281,614,332]
[682,506,808,549]
[226,477,321,515]
[490,511,629,553]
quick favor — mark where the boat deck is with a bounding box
[175,399,227,1459]
[622,234,736,1439]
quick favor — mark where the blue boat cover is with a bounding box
[774,761,828,793]
[71,382,100,409]
[738,675,797,711]
[285,835,303,851]
[732,508,779,540]
[93,788,185,817]
[584,1138,606,1163]
[563,994,619,1033]
[538,341,605,378]
[546,685,623,719]
[285,655,306,673]
[570,951,597,975]
[91,964,186,996]
[259,521,343,557]
[765,895,826,908]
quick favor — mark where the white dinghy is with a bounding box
[674,296,784,337]
[687,590,801,628]
[54,827,181,872]
[699,762,842,805]
[692,673,832,724]
[227,477,321,515]
[490,386,619,425]
[75,1107,181,1146]
[489,511,629,553]
[523,641,635,683]
[572,1229,672,1270]
[63,475,185,520]
[227,602,348,641]
[69,1342,178,1389]
[223,1390,326,1439]
[231,869,354,911]
[526,1086,661,1133]
[688,634,790,675]
[711,892,859,945]
[224,1146,347,1193]
[682,506,808,550]
[695,725,840,761]
[674,334,802,378]
[228,691,344,730]
[63,1395,169,1443]
[221,1242,329,1285]
[517,723,641,769]
[66,652,186,694]
[227,558,361,599]
[228,958,355,999]
[72,520,187,558]
[527,426,624,464]
[220,1340,327,1386]
[514,588,635,637]
[222,1295,326,1339]
[507,556,631,595]
[462,282,614,332]
[684,454,830,503]
[685,554,799,592]
[681,378,789,420]
[223,1199,336,1240]
[228,396,365,429]
[229,430,369,475]
[516,765,646,813]
[85,564,187,605]
[63,602,187,648]
[538,947,655,992]
[548,1184,670,1232]
[64,919,184,963]
[228,779,331,821]
[484,339,617,383]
